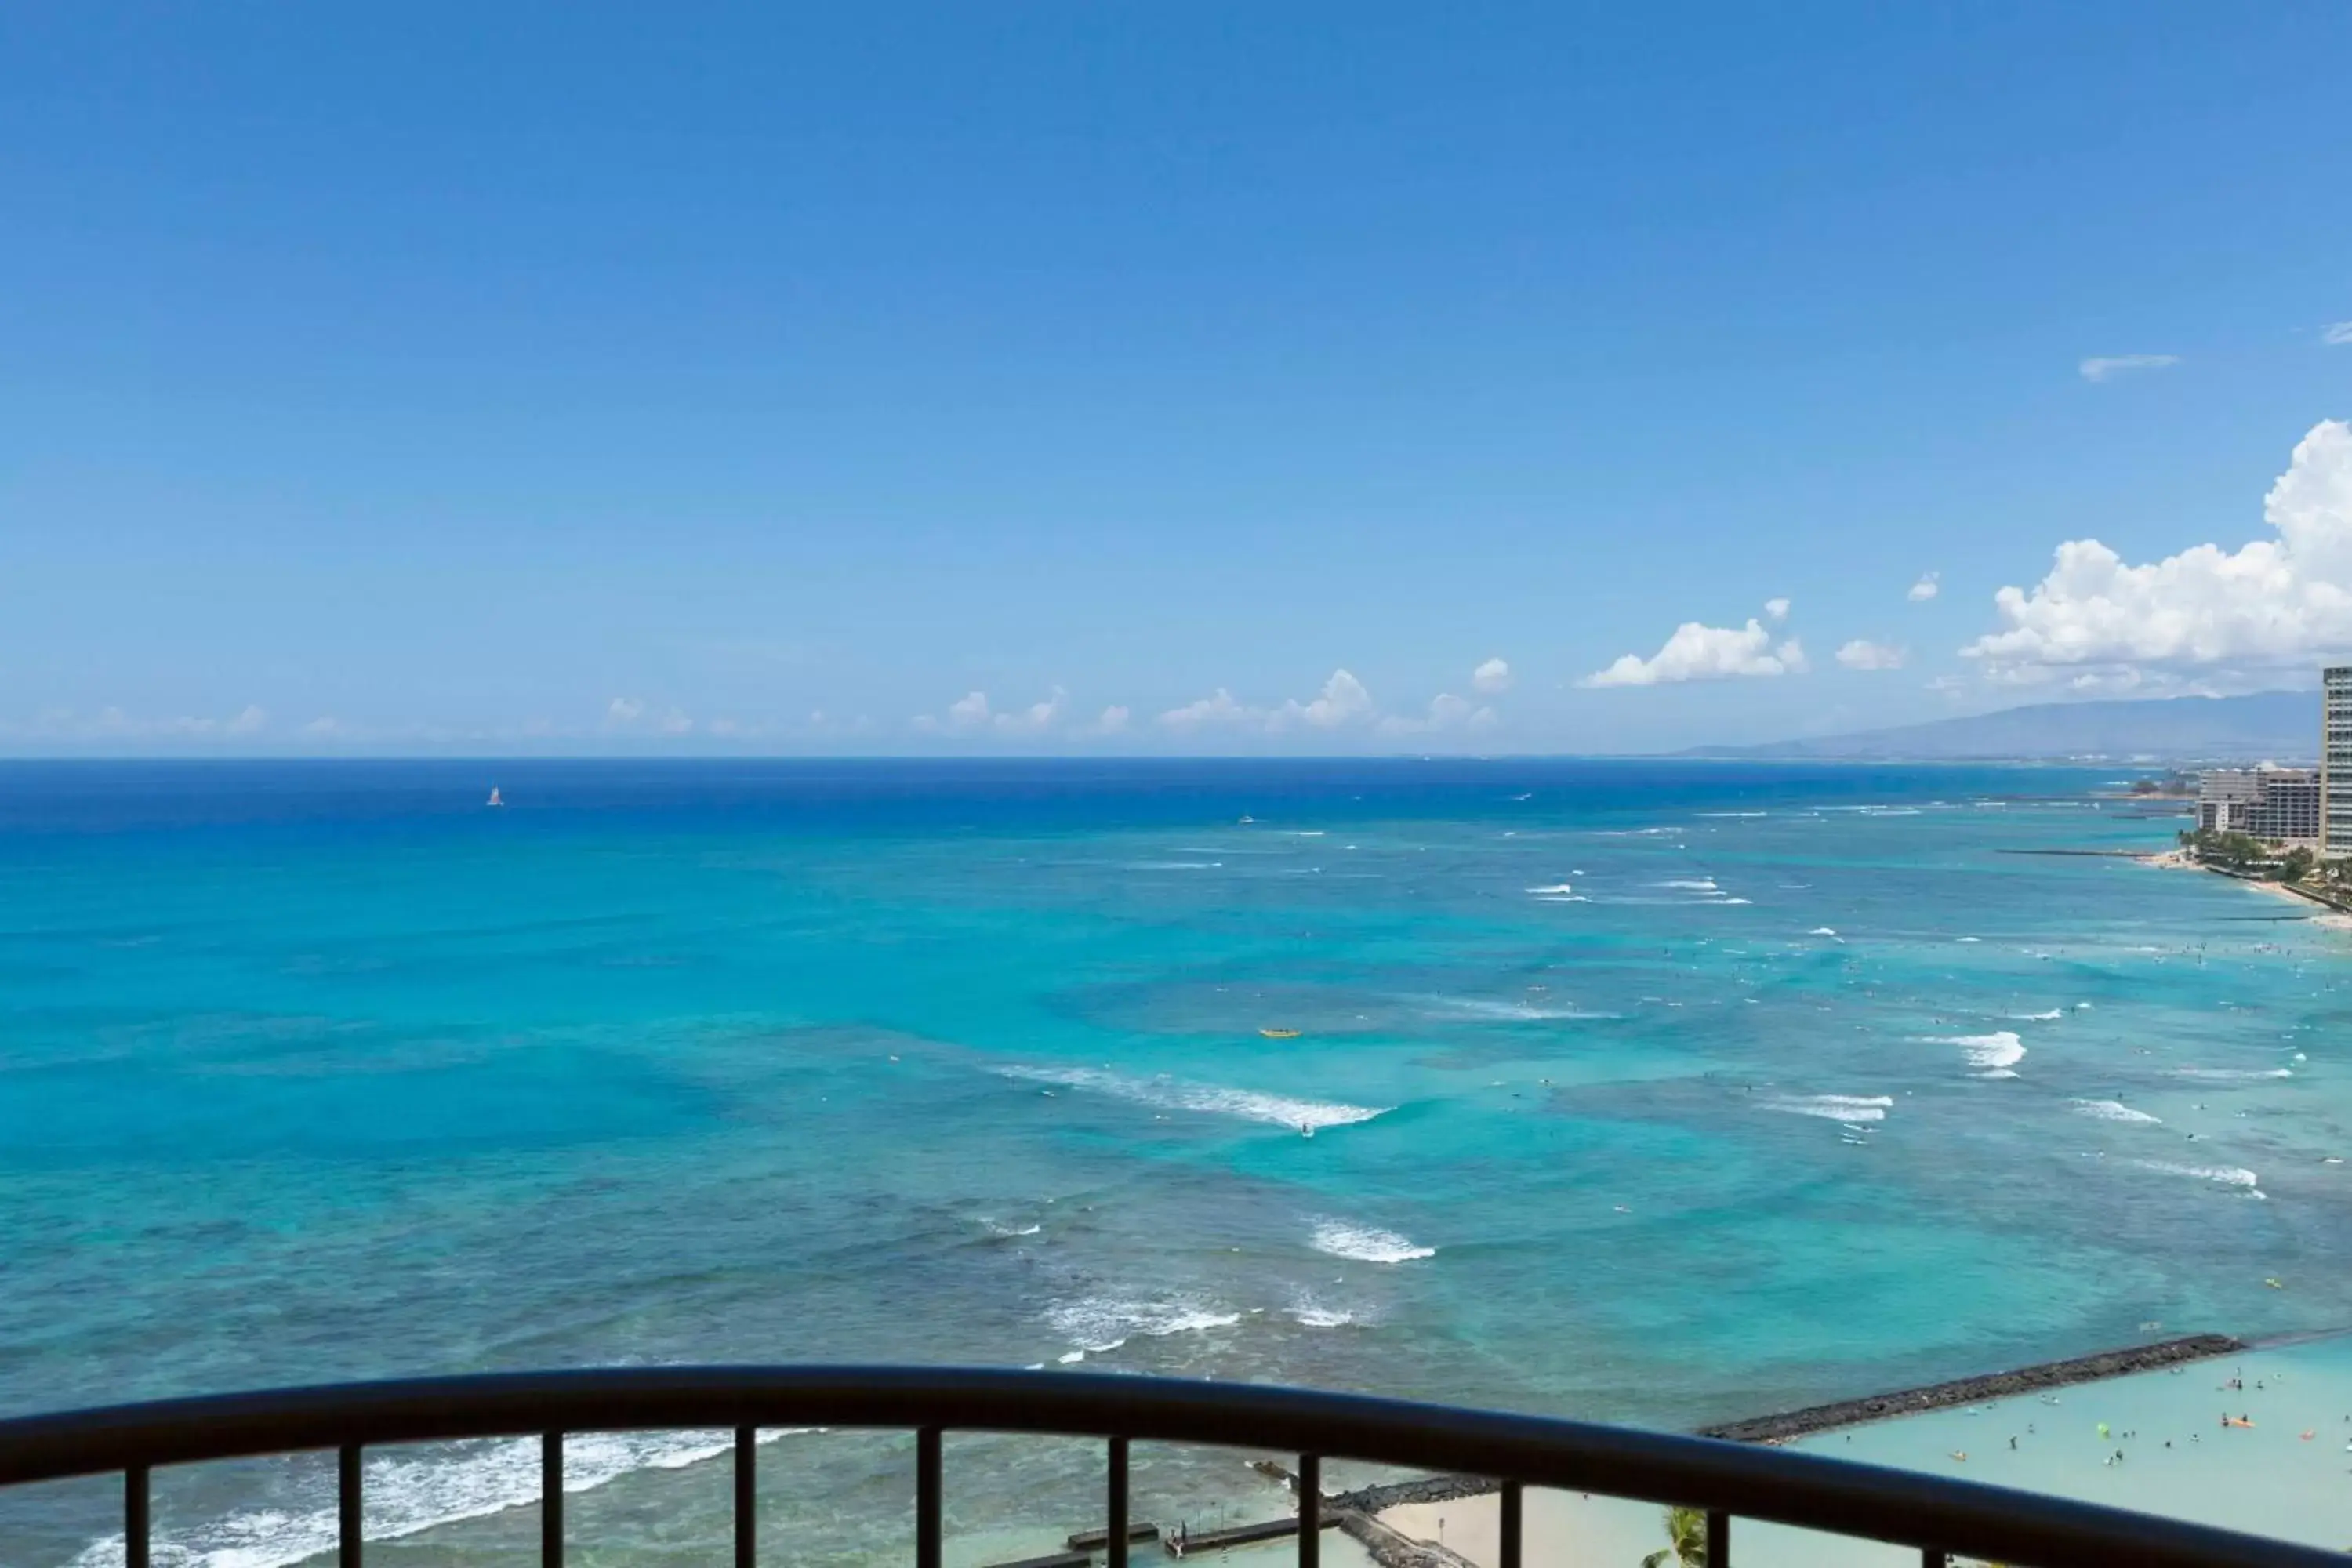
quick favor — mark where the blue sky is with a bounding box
[3,3,2349,754]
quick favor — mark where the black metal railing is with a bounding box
[0,1365,2334,1568]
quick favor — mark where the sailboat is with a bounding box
[487,786,506,808]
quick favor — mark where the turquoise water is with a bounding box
[2,759,2347,1565]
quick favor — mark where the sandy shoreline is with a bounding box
[2136,849,2352,930]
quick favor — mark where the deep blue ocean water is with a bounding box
[2,760,2345,1566]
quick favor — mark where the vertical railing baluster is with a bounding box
[1705,1509,1729,1568]
[1498,1481,1522,1568]
[1106,1436,1130,1568]
[735,1426,757,1568]
[1296,1454,1319,1568]
[916,1427,942,1568]
[124,1466,150,1568]
[542,1432,563,1567]
[339,1444,362,1567]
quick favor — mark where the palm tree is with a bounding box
[1641,1505,1708,1568]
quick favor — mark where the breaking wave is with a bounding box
[1414,994,1613,1022]
[1762,1094,1893,1123]
[71,1429,806,1568]
[1310,1220,1436,1263]
[2168,1067,2293,1080]
[999,1065,1388,1132]
[1047,1296,1244,1358]
[1929,1031,2025,1076]
[1287,1295,1362,1328]
[2132,1160,2261,1190]
[2072,1100,2161,1126]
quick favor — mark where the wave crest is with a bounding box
[1047,1295,1243,1356]
[72,1429,804,1568]
[1928,1031,2024,1076]
[2072,1100,2161,1126]
[1311,1220,1436,1263]
[1762,1094,1893,1123]
[1000,1065,1388,1132]
[2133,1160,2260,1189]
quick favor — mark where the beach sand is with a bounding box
[1367,1334,2352,1565]
[2138,850,2352,930]
[2229,873,2352,929]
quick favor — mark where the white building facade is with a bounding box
[2198,767,2321,848]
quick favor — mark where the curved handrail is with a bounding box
[0,1366,2332,1568]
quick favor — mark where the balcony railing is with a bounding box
[0,1365,2336,1568]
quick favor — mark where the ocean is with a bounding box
[0,759,2343,1566]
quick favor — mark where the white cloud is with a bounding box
[1379,691,1498,736]
[1908,572,1940,602]
[995,688,1066,735]
[1158,688,1251,731]
[1962,419,2352,683]
[303,717,345,737]
[1582,612,1808,688]
[657,709,693,735]
[1286,669,1374,729]
[2078,354,2180,383]
[1471,657,1512,695]
[1094,705,1131,734]
[1158,670,1382,735]
[607,697,644,723]
[224,705,268,735]
[913,688,1068,737]
[1835,639,1908,671]
[1764,597,1791,622]
[2323,321,2352,347]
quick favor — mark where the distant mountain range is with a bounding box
[1686,691,2318,763]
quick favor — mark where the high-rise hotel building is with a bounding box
[2326,666,2352,858]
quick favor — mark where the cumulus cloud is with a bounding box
[996,688,1066,735]
[1094,705,1131,734]
[2079,354,2180,383]
[607,697,644,723]
[1908,572,1940,602]
[1472,657,1512,695]
[225,705,268,735]
[2324,322,2352,347]
[1835,639,1908,671]
[1764,597,1791,622]
[1582,609,1809,688]
[913,688,1068,736]
[1379,691,1498,736]
[1158,688,1252,732]
[1962,419,2352,684]
[1158,670,1388,735]
[1288,669,1374,728]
